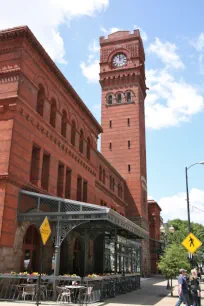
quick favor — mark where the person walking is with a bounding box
[190,269,201,306]
[175,268,190,306]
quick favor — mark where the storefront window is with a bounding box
[104,233,115,272]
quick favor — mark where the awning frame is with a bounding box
[18,190,148,276]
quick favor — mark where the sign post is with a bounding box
[181,232,202,267]
[36,217,51,306]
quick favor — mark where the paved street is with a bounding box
[0,277,203,306]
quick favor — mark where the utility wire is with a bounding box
[192,206,204,213]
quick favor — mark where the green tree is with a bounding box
[166,219,204,265]
[158,243,190,296]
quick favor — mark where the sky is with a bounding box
[1,0,204,224]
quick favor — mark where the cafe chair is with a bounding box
[56,286,71,303]
[22,284,36,300]
[80,286,93,304]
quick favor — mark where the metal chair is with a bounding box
[56,286,71,303]
[22,284,36,300]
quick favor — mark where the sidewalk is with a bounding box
[0,277,203,306]
[99,276,203,306]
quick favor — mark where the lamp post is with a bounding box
[185,161,204,233]
[185,161,204,268]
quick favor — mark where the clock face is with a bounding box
[112,53,127,67]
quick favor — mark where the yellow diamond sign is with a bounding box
[40,216,51,245]
[181,232,202,254]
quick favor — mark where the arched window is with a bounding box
[87,137,91,160]
[103,169,106,184]
[127,92,132,103]
[61,110,67,138]
[117,93,122,104]
[99,166,102,181]
[121,187,123,199]
[107,94,113,105]
[71,120,76,146]
[79,129,84,154]
[36,84,45,117]
[50,99,57,128]
[113,178,115,191]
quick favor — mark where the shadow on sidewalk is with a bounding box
[100,277,174,306]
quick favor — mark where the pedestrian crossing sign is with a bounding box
[181,232,202,254]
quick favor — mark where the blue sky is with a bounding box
[1,0,204,224]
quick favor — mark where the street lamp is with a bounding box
[160,224,175,246]
[160,224,175,234]
[185,161,204,233]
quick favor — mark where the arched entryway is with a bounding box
[21,225,40,273]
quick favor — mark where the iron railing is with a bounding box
[0,274,140,304]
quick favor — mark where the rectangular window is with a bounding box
[83,180,88,202]
[109,175,112,190]
[109,120,112,128]
[100,200,103,206]
[77,176,82,201]
[65,168,72,199]
[109,142,112,151]
[41,151,50,191]
[128,164,131,173]
[30,145,41,185]
[128,140,131,149]
[127,118,130,127]
[57,162,64,197]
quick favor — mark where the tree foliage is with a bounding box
[158,243,190,277]
[166,219,204,264]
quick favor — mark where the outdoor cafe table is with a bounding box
[64,285,86,303]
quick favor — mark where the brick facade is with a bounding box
[100,30,150,274]
[0,26,157,275]
[148,200,162,274]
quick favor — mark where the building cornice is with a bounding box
[0,26,102,134]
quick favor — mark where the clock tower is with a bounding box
[100,29,148,226]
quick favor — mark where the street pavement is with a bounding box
[0,276,203,306]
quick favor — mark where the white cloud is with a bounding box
[110,27,121,33]
[100,26,121,35]
[146,69,204,129]
[133,25,148,41]
[148,38,184,69]
[199,54,204,74]
[0,0,109,64]
[89,40,100,53]
[192,33,204,74]
[192,33,204,52]
[148,195,154,200]
[159,188,204,225]
[80,60,99,83]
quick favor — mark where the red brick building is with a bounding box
[148,200,162,274]
[0,26,159,275]
[100,30,150,274]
